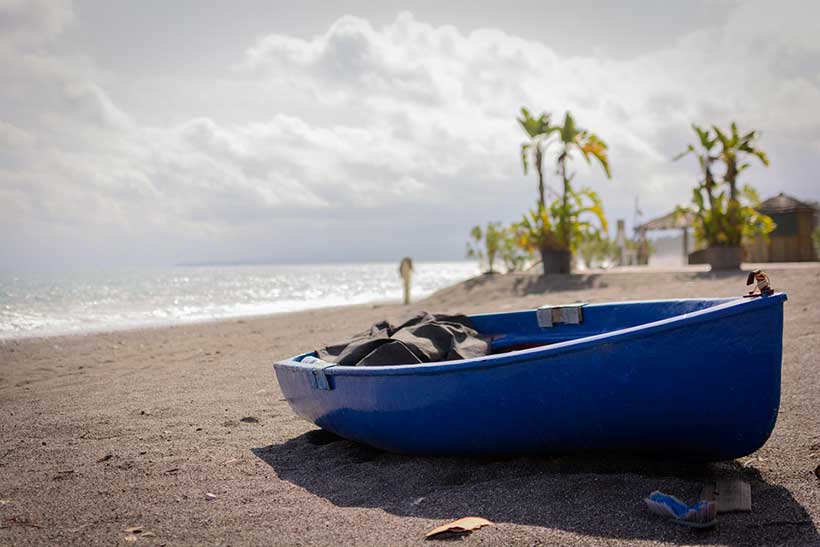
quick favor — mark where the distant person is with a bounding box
[399,257,413,305]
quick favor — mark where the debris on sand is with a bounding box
[0,515,42,529]
[122,525,157,541]
[205,492,217,500]
[425,516,493,539]
[240,416,259,423]
[644,491,717,528]
[700,479,752,512]
[53,470,75,481]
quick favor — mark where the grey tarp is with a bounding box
[316,312,490,367]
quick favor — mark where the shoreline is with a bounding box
[0,297,401,344]
[0,260,480,343]
[3,261,813,343]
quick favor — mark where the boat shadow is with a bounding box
[252,430,818,546]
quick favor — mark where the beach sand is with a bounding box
[2,266,819,546]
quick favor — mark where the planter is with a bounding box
[706,246,743,270]
[540,247,572,274]
[687,248,708,265]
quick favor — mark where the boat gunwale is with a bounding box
[273,293,786,377]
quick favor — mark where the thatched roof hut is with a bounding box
[747,193,818,262]
[637,193,818,265]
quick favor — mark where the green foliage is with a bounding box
[813,226,820,257]
[518,108,556,210]
[557,112,611,179]
[513,204,560,253]
[467,222,533,273]
[675,122,774,248]
[498,227,532,272]
[517,107,611,256]
[513,188,608,255]
[576,236,618,269]
[576,236,655,269]
[518,108,554,142]
[556,186,608,253]
[466,222,503,273]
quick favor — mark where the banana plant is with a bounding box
[518,108,557,211]
[518,108,611,259]
[675,123,774,247]
[498,226,532,272]
[514,187,607,255]
[552,112,611,250]
[513,204,560,253]
[466,222,504,273]
[558,185,609,252]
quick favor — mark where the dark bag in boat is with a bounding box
[317,312,490,366]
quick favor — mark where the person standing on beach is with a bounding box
[399,257,413,305]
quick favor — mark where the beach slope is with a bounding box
[2,267,819,546]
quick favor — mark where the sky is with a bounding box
[2,0,819,271]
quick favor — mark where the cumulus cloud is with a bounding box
[1,2,819,270]
[243,6,820,204]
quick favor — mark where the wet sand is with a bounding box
[1,266,819,546]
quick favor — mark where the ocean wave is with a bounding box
[0,261,479,339]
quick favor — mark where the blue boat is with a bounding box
[273,294,786,460]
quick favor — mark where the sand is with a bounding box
[1,266,819,546]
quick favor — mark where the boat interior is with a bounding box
[474,298,738,354]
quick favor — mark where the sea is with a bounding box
[0,261,480,340]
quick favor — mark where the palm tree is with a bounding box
[714,123,769,244]
[518,108,556,211]
[676,123,770,249]
[517,108,610,274]
[674,125,722,244]
[675,122,773,269]
[553,112,611,249]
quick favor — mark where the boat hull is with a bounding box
[273,295,785,460]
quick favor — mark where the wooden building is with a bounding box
[746,193,818,263]
[637,193,818,265]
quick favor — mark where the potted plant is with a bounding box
[513,187,608,273]
[518,108,611,273]
[675,123,774,270]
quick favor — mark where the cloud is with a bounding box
[240,5,820,222]
[0,0,73,47]
[2,2,820,270]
